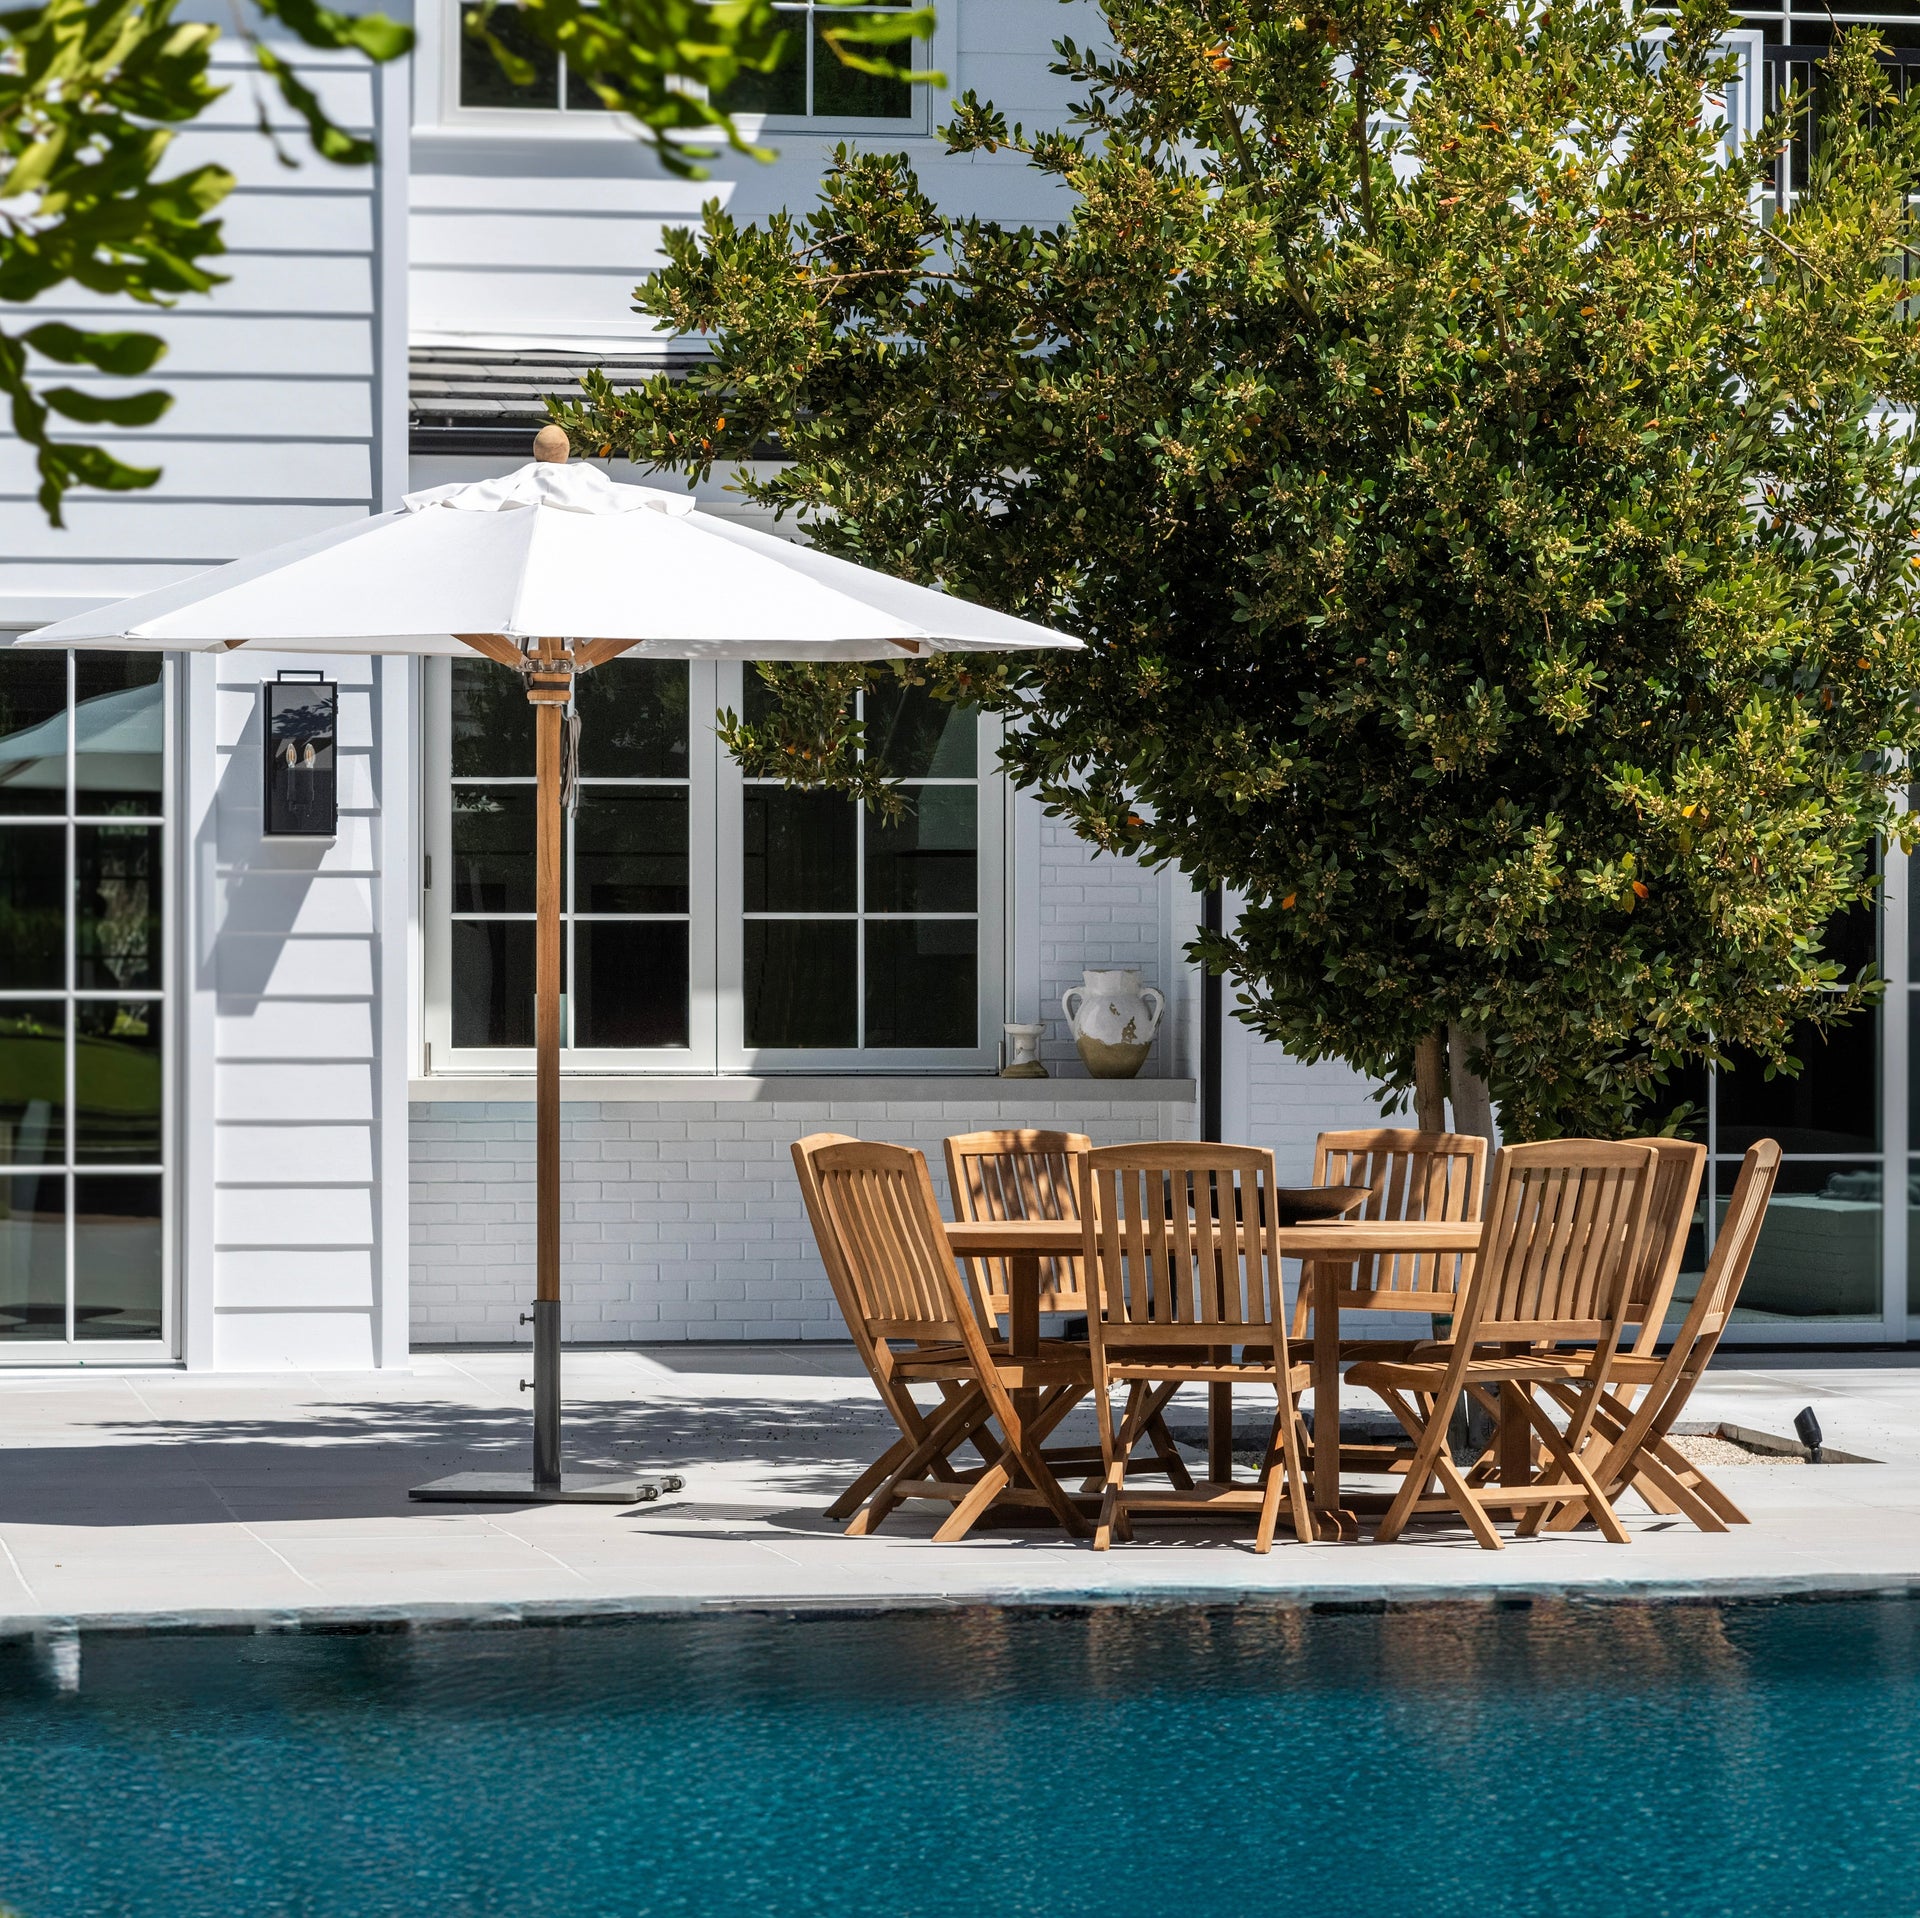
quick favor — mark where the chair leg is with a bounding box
[932,1458,1018,1542]
[931,1384,1087,1543]
[1512,1387,1631,1545]
[1431,1450,1505,1550]
[826,1432,915,1522]
[1533,1383,1634,1533]
[1289,1405,1317,1543]
[849,1387,990,1537]
[1255,1405,1287,1554]
[1625,1443,1733,1533]
[1255,1388,1317,1552]
[1144,1399,1195,1491]
[1095,1380,1152,1550]
[1371,1386,1452,1544]
[1646,1432,1750,1526]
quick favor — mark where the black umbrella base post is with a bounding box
[410,1303,685,1506]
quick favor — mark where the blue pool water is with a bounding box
[0,1598,1916,1918]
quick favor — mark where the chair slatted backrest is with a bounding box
[1618,1137,1708,1353]
[793,1131,866,1346]
[805,1139,976,1345]
[1644,1139,1782,1426]
[1455,1140,1659,1345]
[1312,1128,1488,1312]
[1081,1143,1291,1350]
[944,1130,1091,1320]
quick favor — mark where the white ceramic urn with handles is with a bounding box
[1062,967,1164,1079]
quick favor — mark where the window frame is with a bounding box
[421,657,1004,1077]
[715,662,1004,1074]
[439,0,933,137]
[423,656,723,1075]
[0,647,175,1365]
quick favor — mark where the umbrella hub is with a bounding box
[525,650,574,705]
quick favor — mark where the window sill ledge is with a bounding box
[409,1075,1197,1106]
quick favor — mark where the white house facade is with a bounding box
[0,3,1911,1371]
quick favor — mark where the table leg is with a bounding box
[1009,1250,1042,1487]
[1208,1383,1233,1484]
[1311,1260,1342,1525]
[1498,1377,1531,1489]
[1009,1250,1041,1361]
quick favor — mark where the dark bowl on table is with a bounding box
[1271,1185,1372,1226]
[1157,1184,1373,1226]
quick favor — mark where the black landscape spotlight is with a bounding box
[1794,1406,1824,1463]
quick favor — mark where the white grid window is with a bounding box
[0,648,168,1352]
[451,0,923,128]
[424,658,1002,1075]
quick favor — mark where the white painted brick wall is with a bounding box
[409,1093,1197,1345]
[1034,818,1186,1077]
[1240,1045,1388,1181]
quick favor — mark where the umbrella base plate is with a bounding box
[408,1471,684,1505]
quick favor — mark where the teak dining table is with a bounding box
[941,1215,1486,1530]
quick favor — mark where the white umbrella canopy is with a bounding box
[20,438,1083,1505]
[20,456,1079,660]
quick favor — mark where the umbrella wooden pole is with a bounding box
[528,634,571,1492]
[416,619,680,1504]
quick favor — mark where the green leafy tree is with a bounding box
[3,0,931,524]
[558,0,1920,1139]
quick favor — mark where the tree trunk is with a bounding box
[1447,1023,1497,1144]
[1412,1031,1447,1132]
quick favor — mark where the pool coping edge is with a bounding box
[3,1570,1918,1641]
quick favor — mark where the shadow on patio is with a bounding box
[0,1393,899,1528]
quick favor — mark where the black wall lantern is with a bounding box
[263,671,338,838]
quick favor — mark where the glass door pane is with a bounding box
[0,650,166,1354]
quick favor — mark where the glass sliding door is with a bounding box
[1660,893,1895,1339]
[0,649,169,1356]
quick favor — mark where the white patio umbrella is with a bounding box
[22,430,1082,1504]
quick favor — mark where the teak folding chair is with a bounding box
[1292,1128,1490,1343]
[946,1129,1190,1491]
[945,1129,1091,1324]
[792,1135,1092,1541]
[795,1133,977,1523]
[1530,1138,1782,1536]
[1464,1135,1706,1493]
[1081,1143,1317,1553]
[1348,1140,1659,1550]
[1618,1138,1709,1356]
[1289,1129,1488,1480]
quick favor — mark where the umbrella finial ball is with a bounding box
[532,425,571,464]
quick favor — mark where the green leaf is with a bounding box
[43,385,172,426]
[254,42,375,166]
[255,0,413,63]
[22,324,167,376]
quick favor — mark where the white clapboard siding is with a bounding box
[0,39,429,1374]
[0,40,405,628]
[197,639,413,1373]
[0,439,373,503]
[405,0,1110,346]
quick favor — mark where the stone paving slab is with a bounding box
[0,1345,1915,1633]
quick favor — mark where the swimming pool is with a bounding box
[0,1597,1914,1918]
